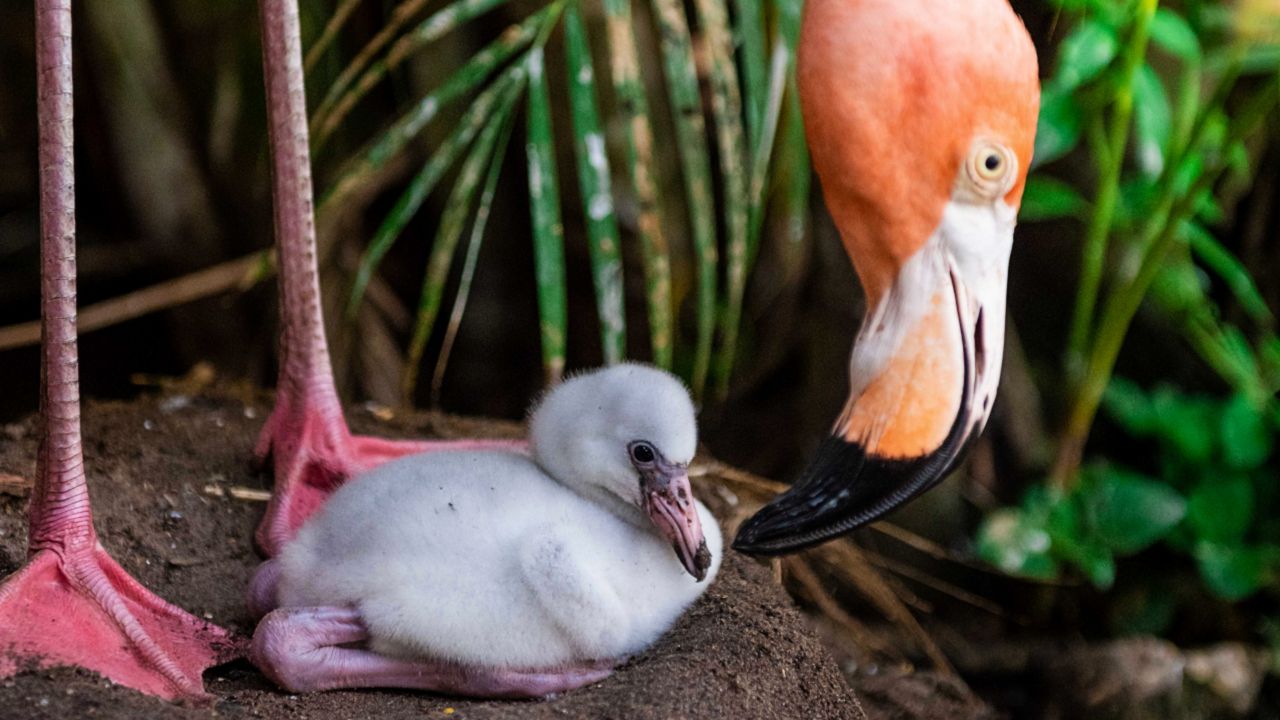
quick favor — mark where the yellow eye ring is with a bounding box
[960,140,1017,200]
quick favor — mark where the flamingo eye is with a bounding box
[960,139,1017,200]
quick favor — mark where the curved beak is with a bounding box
[735,210,1012,556]
[642,461,712,580]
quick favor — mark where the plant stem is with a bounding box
[1064,0,1158,382]
[1052,76,1277,487]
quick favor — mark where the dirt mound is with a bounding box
[0,390,862,719]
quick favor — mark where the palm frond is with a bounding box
[525,45,569,383]
[347,62,529,316]
[602,0,673,369]
[564,4,626,365]
[650,0,718,397]
[403,78,525,402]
[311,0,815,401]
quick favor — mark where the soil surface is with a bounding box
[0,388,866,719]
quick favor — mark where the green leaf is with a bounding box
[1151,387,1217,463]
[1133,63,1172,176]
[525,47,568,383]
[347,64,527,317]
[1185,222,1276,326]
[1187,477,1254,545]
[1055,19,1119,91]
[1220,394,1272,469]
[1034,86,1084,167]
[732,0,768,150]
[777,81,811,273]
[976,508,1059,580]
[1195,542,1267,601]
[1103,376,1156,435]
[1150,253,1207,314]
[1046,492,1117,588]
[1115,177,1158,227]
[651,0,718,397]
[1084,466,1187,554]
[323,10,544,207]
[403,83,522,402]
[601,0,672,369]
[563,5,626,365]
[1149,8,1201,62]
[1236,44,1280,74]
[1078,546,1117,588]
[429,109,518,405]
[1020,175,1089,221]
[311,0,519,147]
[744,44,788,265]
[690,0,751,398]
[304,0,364,73]
[1218,327,1264,395]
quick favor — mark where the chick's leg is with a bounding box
[251,607,613,697]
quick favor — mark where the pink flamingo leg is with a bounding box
[0,1,241,702]
[251,607,614,697]
[253,0,523,557]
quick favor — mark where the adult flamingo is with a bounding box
[0,0,239,701]
[735,0,1040,554]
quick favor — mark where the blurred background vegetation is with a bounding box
[0,0,1278,715]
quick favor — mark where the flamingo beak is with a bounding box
[734,202,1014,555]
[641,461,712,580]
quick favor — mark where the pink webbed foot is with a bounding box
[0,547,244,703]
[251,606,614,697]
[253,396,526,556]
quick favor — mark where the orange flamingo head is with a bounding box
[736,0,1040,554]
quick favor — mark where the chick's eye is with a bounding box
[630,443,656,464]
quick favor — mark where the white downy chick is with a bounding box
[276,363,722,669]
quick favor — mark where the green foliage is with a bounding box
[525,45,569,383]
[979,379,1280,603]
[1029,0,1280,471]
[990,2,1280,628]
[1022,0,1280,485]
[308,0,808,402]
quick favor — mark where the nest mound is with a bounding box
[0,389,861,719]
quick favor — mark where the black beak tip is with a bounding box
[730,431,970,557]
[731,510,791,556]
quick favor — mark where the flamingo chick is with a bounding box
[249,364,721,697]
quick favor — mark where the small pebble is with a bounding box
[159,396,191,413]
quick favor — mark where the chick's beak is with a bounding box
[642,462,711,581]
